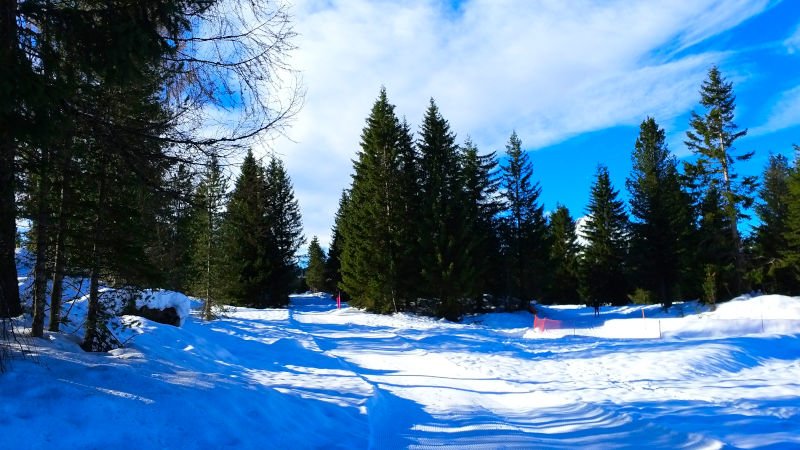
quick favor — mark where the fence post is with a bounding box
[658,320,662,339]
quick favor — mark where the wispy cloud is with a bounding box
[751,84,800,136]
[785,23,800,54]
[261,0,774,247]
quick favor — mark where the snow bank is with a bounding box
[135,290,192,326]
[704,294,800,320]
[522,295,800,340]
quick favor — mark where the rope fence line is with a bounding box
[532,314,800,339]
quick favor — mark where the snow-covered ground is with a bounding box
[3,289,800,449]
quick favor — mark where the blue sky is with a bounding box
[265,0,800,249]
[535,0,800,224]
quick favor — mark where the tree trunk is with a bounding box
[82,160,107,352]
[203,202,212,320]
[81,256,101,352]
[49,170,71,332]
[0,0,22,318]
[31,147,51,337]
[659,278,671,310]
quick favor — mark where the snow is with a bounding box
[135,290,192,326]
[3,284,800,448]
[523,296,800,340]
[707,294,800,319]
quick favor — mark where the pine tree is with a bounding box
[262,155,304,306]
[394,118,422,310]
[80,80,175,351]
[326,191,348,295]
[781,146,800,292]
[684,65,756,294]
[546,205,580,304]
[306,237,327,292]
[752,154,793,293]
[339,88,405,313]
[7,0,216,327]
[0,0,24,318]
[220,150,270,307]
[1,0,300,323]
[157,163,196,292]
[582,165,629,306]
[47,145,80,332]
[189,155,228,319]
[694,184,738,300]
[416,99,473,320]
[460,138,502,305]
[499,131,549,307]
[626,117,693,308]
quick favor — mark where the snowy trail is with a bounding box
[292,296,800,448]
[3,293,800,449]
[288,299,737,448]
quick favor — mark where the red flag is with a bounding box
[337,291,341,309]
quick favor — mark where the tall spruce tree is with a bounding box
[416,99,473,320]
[79,75,182,351]
[781,146,800,292]
[0,0,24,318]
[460,138,502,304]
[500,131,549,307]
[753,154,793,293]
[695,184,738,301]
[684,65,756,294]
[262,155,304,306]
[394,118,422,310]
[326,191,348,295]
[47,141,81,332]
[306,236,327,292]
[189,155,228,319]
[582,165,629,306]
[145,163,195,292]
[626,117,693,308]
[339,88,406,313]
[546,205,581,304]
[220,150,270,306]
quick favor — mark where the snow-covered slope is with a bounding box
[3,292,800,448]
[525,295,800,340]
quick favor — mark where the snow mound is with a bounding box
[522,295,800,340]
[135,290,192,326]
[705,294,800,320]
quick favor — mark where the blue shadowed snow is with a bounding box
[3,273,800,448]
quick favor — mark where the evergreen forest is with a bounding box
[1,0,799,349]
[0,0,303,350]
[330,71,800,320]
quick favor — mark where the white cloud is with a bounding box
[259,0,773,248]
[751,85,800,136]
[785,23,800,54]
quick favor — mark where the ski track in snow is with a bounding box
[3,292,800,449]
